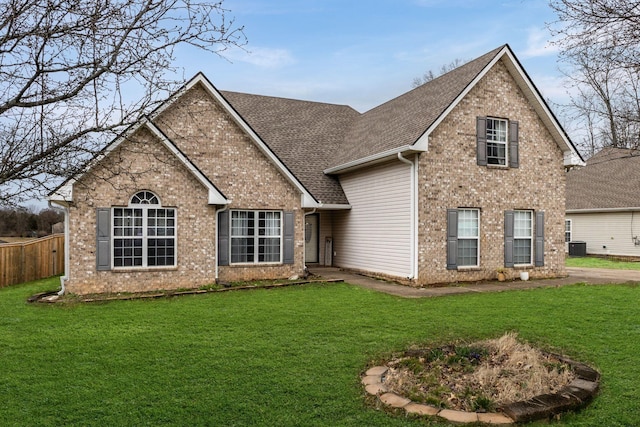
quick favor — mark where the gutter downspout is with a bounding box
[215,204,229,283]
[303,208,317,271]
[49,200,69,296]
[397,152,418,281]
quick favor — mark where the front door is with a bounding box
[304,214,319,263]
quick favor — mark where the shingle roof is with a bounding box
[335,46,504,166]
[220,46,505,204]
[566,147,640,210]
[220,91,360,205]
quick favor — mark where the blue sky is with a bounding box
[176,0,567,112]
[30,1,566,209]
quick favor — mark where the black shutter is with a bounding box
[96,208,111,271]
[283,211,295,264]
[535,211,545,267]
[217,209,230,266]
[477,117,487,166]
[446,209,458,270]
[504,211,514,268]
[509,120,519,168]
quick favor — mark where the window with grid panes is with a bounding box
[230,210,281,263]
[457,209,479,267]
[513,210,532,265]
[112,191,176,268]
[486,118,507,165]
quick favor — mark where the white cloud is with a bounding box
[522,27,559,58]
[227,46,295,68]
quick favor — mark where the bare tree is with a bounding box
[412,58,468,88]
[0,0,245,207]
[550,0,640,155]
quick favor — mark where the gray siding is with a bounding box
[567,211,640,256]
[333,160,412,278]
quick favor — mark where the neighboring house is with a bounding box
[49,44,583,295]
[566,147,640,257]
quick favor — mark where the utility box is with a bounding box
[568,241,587,257]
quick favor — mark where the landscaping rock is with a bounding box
[361,375,381,385]
[379,392,411,408]
[365,366,388,377]
[364,383,387,395]
[404,403,439,416]
[477,412,514,424]
[437,409,479,423]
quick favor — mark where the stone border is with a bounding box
[362,355,599,424]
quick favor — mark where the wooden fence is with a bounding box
[0,234,65,287]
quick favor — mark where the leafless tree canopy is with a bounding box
[550,0,640,156]
[0,0,245,206]
[411,58,468,88]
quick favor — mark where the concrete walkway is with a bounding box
[309,266,640,298]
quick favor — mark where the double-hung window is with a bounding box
[446,208,480,269]
[513,210,533,265]
[477,116,519,168]
[486,118,508,165]
[230,210,282,263]
[112,191,176,268]
[457,209,480,267]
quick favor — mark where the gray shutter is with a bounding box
[217,210,230,266]
[283,211,295,264]
[535,211,545,267]
[96,208,111,271]
[509,120,519,168]
[504,211,514,268]
[446,209,458,270]
[477,117,487,166]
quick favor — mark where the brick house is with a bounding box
[49,44,583,295]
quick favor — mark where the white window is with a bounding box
[486,118,507,166]
[565,219,572,243]
[112,191,176,268]
[457,209,480,267]
[513,210,533,265]
[231,210,282,264]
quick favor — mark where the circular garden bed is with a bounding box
[362,333,599,423]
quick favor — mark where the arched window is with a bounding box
[130,191,159,205]
[112,191,176,268]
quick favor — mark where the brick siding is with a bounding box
[66,83,304,295]
[416,60,567,285]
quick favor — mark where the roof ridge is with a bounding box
[219,89,357,111]
[330,45,506,168]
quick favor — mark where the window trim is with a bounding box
[111,191,177,269]
[230,209,283,265]
[513,210,533,266]
[457,208,480,268]
[486,117,508,167]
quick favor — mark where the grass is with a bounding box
[2,278,640,426]
[566,255,640,270]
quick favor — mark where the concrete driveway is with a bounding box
[310,266,640,298]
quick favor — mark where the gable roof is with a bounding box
[567,147,640,211]
[49,119,228,205]
[169,74,331,208]
[219,91,359,206]
[333,46,503,169]
[325,44,583,173]
[50,44,583,208]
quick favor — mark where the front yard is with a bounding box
[1,278,639,426]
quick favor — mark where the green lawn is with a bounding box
[566,255,640,270]
[2,278,640,426]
